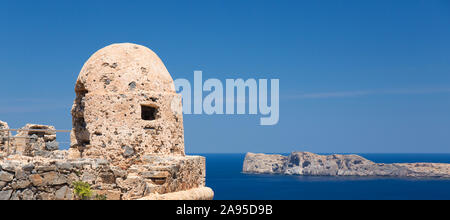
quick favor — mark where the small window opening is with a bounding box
[28,131,46,138]
[141,105,158,121]
[150,177,166,185]
[28,126,49,137]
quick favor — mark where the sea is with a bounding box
[199,153,450,200]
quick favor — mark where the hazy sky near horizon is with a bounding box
[1,0,450,153]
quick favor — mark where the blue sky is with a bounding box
[1,0,449,153]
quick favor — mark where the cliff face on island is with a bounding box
[243,152,450,178]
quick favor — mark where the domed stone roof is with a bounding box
[75,43,175,94]
[70,43,185,168]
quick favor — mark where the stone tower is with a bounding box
[70,43,185,168]
[0,43,213,200]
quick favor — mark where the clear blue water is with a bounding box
[199,153,450,200]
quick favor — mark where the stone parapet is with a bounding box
[0,154,208,200]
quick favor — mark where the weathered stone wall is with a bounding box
[0,121,10,153]
[11,124,59,157]
[0,155,116,200]
[70,43,185,169]
[0,123,60,158]
[0,43,214,200]
[137,155,207,194]
[0,154,207,200]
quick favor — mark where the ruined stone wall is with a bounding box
[0,156,114,200]
[0,123,60,157]
[0,154,206,200]
[0,43,214,200]
[12,124,60,157]
[0,121,11,153]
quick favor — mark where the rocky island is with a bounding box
[243,152,450,178]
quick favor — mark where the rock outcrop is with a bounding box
[243,152,450,178]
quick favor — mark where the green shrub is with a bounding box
[73,181,92,200]
[72,181,108,200]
